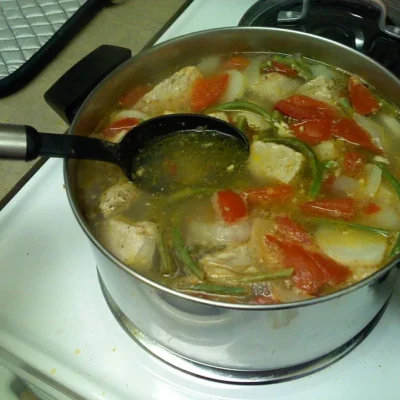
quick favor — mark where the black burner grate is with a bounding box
[239,0,400,77]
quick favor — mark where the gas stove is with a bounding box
[0,1,399,399]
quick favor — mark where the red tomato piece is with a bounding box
[214,190,247,224]
[343,151,365,176]
[363,202,381,215]
[348,77,380,115]
[270,61,298,77]
[118,85,153,108]
[274,95,339,120]
[290,119,333,145]
[275,216,312,245]
[191,74,229,112]
[103,118,141,138]
[265,235,351,294]
[223,56,250,70]
[332,118,383,154]
[300,198,356,220]
[242,185,294,205]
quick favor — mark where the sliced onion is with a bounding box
[309,64,337,79]
[332,175,360,197]
[363,164,382,198]
[245,55,268,87]
[353,114,384,151]
[221,69,246,103]
[374,112,400,139]
[197,56,221,76]
[110,109,149,123]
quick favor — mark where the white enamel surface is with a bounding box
[0,1,399,399]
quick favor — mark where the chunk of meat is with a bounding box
[200,245,261,281]
[296,75,339,105]
[134,66,202,115]
[185,218,253,247]
[99,182,142,216]
[247,72,302,106]
[248,141,305,184]
[96,218,158,270]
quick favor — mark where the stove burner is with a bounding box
[99,273,389,384]
[240,0,400,78]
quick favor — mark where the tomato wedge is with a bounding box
[223,56,250,70]
[332,117,383,154]
[119,85,153,108]
[343,151,365,177]
[290,119,333,145]
[191,74,229,112]
[363,202,381,215]
[103,118,141,138]
[242,185,294,205]
[275,216,312,245]
[266,235,351,294]
[348,77,380,115]
[269,61,298,78]
[274,95,339,120]
[300,198,356,220]
[214,190,247,224]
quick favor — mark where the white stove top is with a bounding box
[0,1,399,399]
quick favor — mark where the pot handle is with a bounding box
[44,45,132,125]
[277,0,400,40]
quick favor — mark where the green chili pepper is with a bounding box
[236,115,248,132]
[166,187,215,204]
[338,97,353,116]
[310,217,392,237]
[205,101,271,121]
[175,283,247,296]
[262,138,323,198]
[158,229,176,276]
[232,269,294,283]
[373,162,400,198]
[172,226,204,279]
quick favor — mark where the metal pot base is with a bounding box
[99,273,390,384]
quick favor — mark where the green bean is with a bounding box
[205,101,271,121]
[262,138,323,198]
[373,162,400,199]
[236,115,248,132]
[232,269,294,283]
[175,283,247,296]
[310,217,392,237]
[158,229,176,276]
[338,97,353,116]
[166,187,215,204]
[172,226,204,279]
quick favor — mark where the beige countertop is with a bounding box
[0,0,187,200]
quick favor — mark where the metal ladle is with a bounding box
[0,114,249,184]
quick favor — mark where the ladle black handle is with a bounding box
[0,123,117,164]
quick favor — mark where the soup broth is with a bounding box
[77,52,400,304]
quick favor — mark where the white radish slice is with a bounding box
[309,64,337,79]
[221,69,246,103]
[363,164,382,198]
[361,204,400,230]
[197,56,222,76]
[245,55,268,87]
[315,225,387,269]
[110,109,149,123]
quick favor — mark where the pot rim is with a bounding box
[64,26,400,311]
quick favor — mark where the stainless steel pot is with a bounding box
[62,28,400,377]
